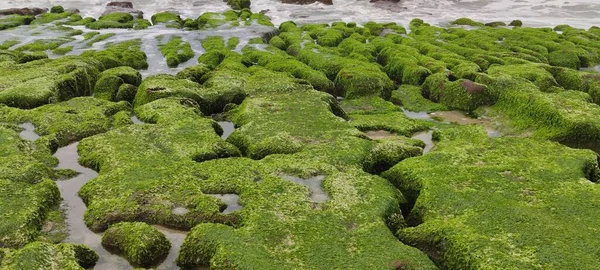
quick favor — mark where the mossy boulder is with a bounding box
[151,11,182,27]
[423,73,494,112]
[0,56,101,108]
[78,98,241,231]
[157,36,194,68]
[0,242,98,269]
[50,6,65,14]
[101,222,170,267]
[0,15,35,30]
[450,17,484,27]
[227,0,251,10]
[548,50,581,70]
[94,66,141,101]
[383,125,600,269]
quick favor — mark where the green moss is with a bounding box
[0,125,63,249]
[157,36,194,68]
[487,75,600,146]
[102,222,170,267]
[363,136,424,174]
[0,179,60,248]
[227,37,240,50]
[0,56,101,108]
[85,33,115,47]
[509,20,523,27]
[248,13,273,27]
[51,46,73,55]
[151,11,182,28]
[484,21,507,27]
[0,97,130,146]
[50,6,65,14]
[450,17,484,27]
[243,48,334,93]
[227,0,251,10]
[183,18,198,29]
[87,12,150,30]
[423,72,495,112]
[0,40,20,50]
[487,64,559,91]
[81,40,148,70]
[548,49,581,69]
[383,125,600,269]
[94,66,141,101]
[34,12,74,24]
[176,64,211,83]
[78,98,241,231]
[133,74,204,108]
[0,15,34,30]
[0,242,98,269]
[391,85,448,112]
[15,38,74,52]
[344,66,389,93]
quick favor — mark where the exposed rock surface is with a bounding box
[0,7,47,16]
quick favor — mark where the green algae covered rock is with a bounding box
[94,66,142,101]
[487,75,600,147]
[1,97,130,146]
[363,136,424,174]
[87,12,150,30]
[78,98,241,231]
[176,64,211,83]
[158,36,194,68]
[176,162,436,269]
[548,49,582,70]
[450,17,484,27]
[133,74,204,108]
[0,56,100,108]
[0,15,34,30]
[227,0,251,10]
[423,73,494,112]
[391,85,448,112]
[383,125,600,269]
[50,6,65,14]
[0,179,60,248]
[101,222,170,267]
[82,40,148,70]
[151,11,182,28]
[509,19,523,27]
[0,242,98,269]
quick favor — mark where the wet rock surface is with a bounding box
[0,7,47,16]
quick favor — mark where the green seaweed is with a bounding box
[383,125,600,269]
[101,222,170,267]
[157,36,194,68]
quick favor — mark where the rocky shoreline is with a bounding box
[1,1,600,269]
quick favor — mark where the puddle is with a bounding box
[18,122,40,141]
[131,115,144,124]
[217,121,235,140]
[401,108,434,121]
[365,130,395,140]
[402,109,501,138]
[208,194,242,214]
[581,65,600,73]
[411,131,434,154]
[429,111,500,138]
[54,142,132,269]
[153,225,188,270]
[280,174,328,203]
[172,207,190,215]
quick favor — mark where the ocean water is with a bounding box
[1,0,598,28]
